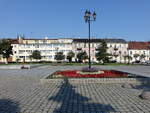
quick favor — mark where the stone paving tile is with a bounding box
[0,65,150,113]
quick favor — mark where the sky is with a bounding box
[0,0,150,41]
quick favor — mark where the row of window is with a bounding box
[16,44,71,48]
[129,51,149,55]
[75,43,100,48]
[109,44,126,48]
[17,50,72,54]
[18,56,53,59]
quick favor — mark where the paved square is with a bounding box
[0,65,150,113]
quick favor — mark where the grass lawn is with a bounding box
[59,62,136,66]
[0,62,137,66]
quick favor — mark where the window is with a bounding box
[130,51,132,55]
[35,44,39,48]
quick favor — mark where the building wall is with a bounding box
[5,38,150,63]
[72,42,101,62]
[12,39,73,62]
[107,43,128,63]
[11,38,129,63]
[128,49,150,62]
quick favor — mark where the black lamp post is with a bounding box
[84,10,96,69]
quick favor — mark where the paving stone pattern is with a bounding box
[0,65,150,113]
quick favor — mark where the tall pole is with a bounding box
[88,20,91,69]
[84,10,96,69]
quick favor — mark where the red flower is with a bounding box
[53,70,128,78]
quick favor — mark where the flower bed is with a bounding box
[52,70,128,78]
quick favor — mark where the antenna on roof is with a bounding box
[30,32,33,39]
[17,34,19,39]
[22,34,25,39]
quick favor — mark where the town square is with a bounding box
[0,65,150,113]
[0,0,150,113]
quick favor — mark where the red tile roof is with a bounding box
[128,41,150,50]
[8,39,19,44]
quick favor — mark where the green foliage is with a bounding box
[133,53,139,60]
[140,54,146,61]
[95,40,110,64]
[76,51,88,63]
[0,39,13,59]
[66,51,75,62]
[133,54,139,58]
[123,55,132,64]
[54,52,65,61]
[0,39,13,64]
[16,58,20,63]
[30,50,41,60]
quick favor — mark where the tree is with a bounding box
[76,51,88,63]
[140,54,146,61]
[66,51,75,62]
[0,39,13,64]
[95,40,110,64]
[30,50,41,61]
[54,52,65,62]
[16,58,20,63]
[124,55,132,64]
[133,54,139,61]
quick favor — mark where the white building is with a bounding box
[4,37,148,63]
[12,37,73,62]
[128,41,150,62]
[104,39,128,63]
[72,38,128,63]
[72,39,102,62]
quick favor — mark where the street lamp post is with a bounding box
[84,10,96,69]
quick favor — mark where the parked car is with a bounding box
[109,60,117,63]
[145,60,150,64]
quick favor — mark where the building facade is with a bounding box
[12,37,73,62]
[72,39,102,62]
[1,37,150,63]
[128,42,150,62]
[104,39,128,63]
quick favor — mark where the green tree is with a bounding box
[76,51,88,63]
[66,51,75,62]
[95,40,110,64]
[124,55,132,64]
[0,39,13,64]
[16,58,20,63]
[133,54,139,61]
[140,54,146,61]
[30,50,41,61]
[54,52,65,62]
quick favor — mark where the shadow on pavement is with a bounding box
[49,78,115,113]
[0,99,20,113]
[133,78,150,91]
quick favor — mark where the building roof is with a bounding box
[103,38,127,43]
[73,39,102,43]
[6,39,19,44]
[128,41,150,50]
[73,38,127,43]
